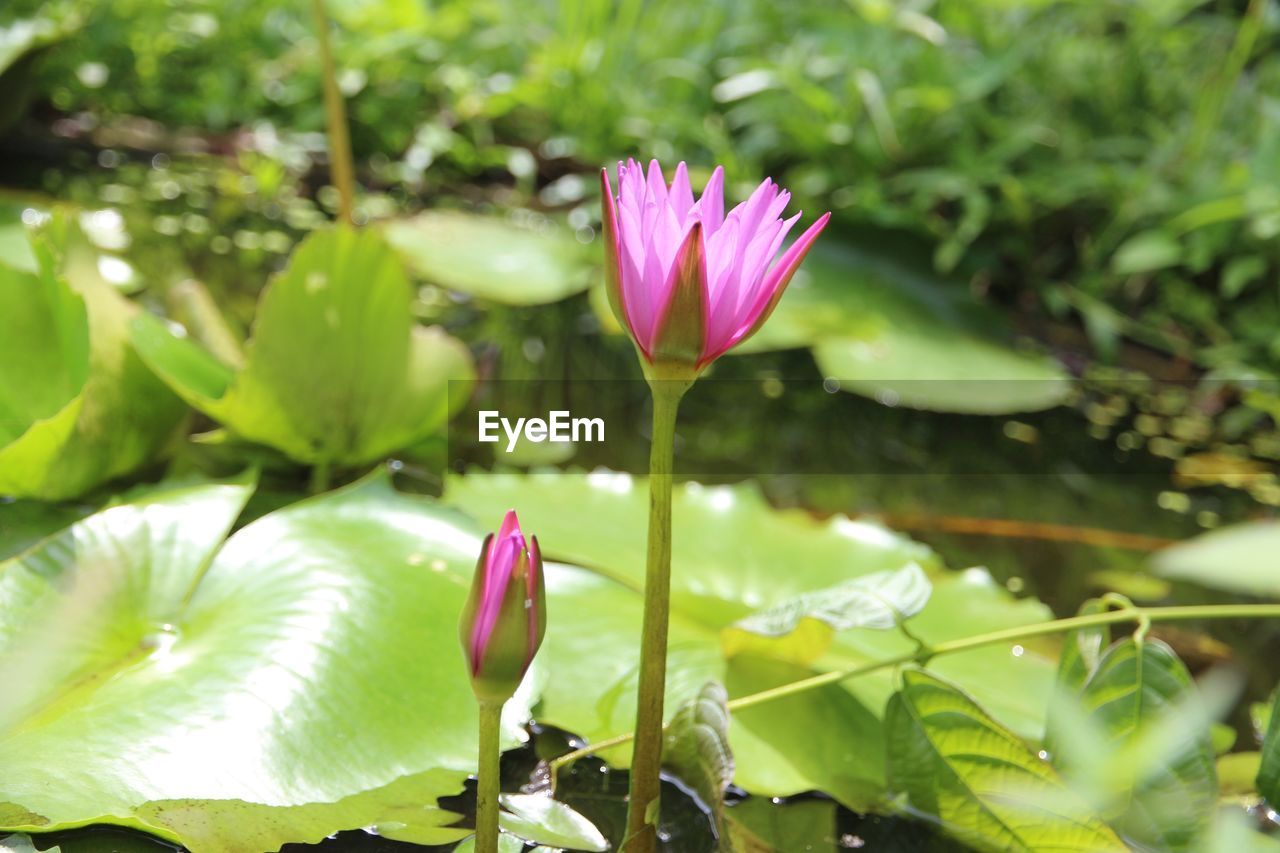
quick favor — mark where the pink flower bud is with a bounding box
[601,159,830,377]
[459,510,545,703]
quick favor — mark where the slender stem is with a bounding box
[309,459,331,494]
[309,0,356,226]
[475,699,504,853]
[550,603,1280,772]
[622,380,686,852]
[1187,0,1265,161]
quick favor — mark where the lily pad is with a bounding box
[1150,521,1280,597]
[0,473,536,851]
[383,212,594,305]
[446,469,1058,809]
[739,239,1071,413]
[0,223,186,500]
[131,227,474,467]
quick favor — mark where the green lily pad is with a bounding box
[497,794,609,851]
[1150,521,1280,597]
[446,469,1058,809]
[0,472,537,851]
[0,222,186,500]
[383,211,594,305]
[131,227,474,467]
[740,240,1070,414]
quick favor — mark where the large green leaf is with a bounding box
[383,212,594,305]
[445,470,1058,809]
[0,13,80,134]
[131,227,474,467]
[0,224,186,500]
[0,473,537,851]
[1047,637,1218,851]
[884,669,1125,853]
[1150,521,1280,597]
[1257,691,1280,809]
[740,240,1070,414]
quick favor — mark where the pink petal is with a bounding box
[669,162,694,223]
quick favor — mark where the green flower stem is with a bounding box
[309,459,331,494]
[474,698,504,853]
[623,377,688,852]
[309,0,356,226]
[550,602,1280,776]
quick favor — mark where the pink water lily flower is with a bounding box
[601,159,829,374]
[458,510,545,703]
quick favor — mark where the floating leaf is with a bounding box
[447,470,1057,811]
[0,223,186,500]
[1258,692,1280,808]
[0,473,536,851]
[131,227,474,467]
[722,563,931,664]
[885,669,1125,853]
[662,682,735,849]
[1151,522,1280,597]
[740,239,1069,413]
[383,211,594,305]
[497,794,609,851]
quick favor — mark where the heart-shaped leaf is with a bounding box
[885,669,1125,853]
[131,227,474,467]
[0,472,536,852]
[1046,637,1218,851]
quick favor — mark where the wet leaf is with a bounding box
[885,669,1125,853]
[384,212,594,305]
[131,227,474,467]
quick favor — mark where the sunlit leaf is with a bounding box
[497,793,609,851]
[0,473,535,851]
[447,470,1058,811]
[722,563,931,664]
[885,669,1125,853]
[1049,637,1218,851]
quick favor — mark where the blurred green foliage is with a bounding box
[5,0,1279,371]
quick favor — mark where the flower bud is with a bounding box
[459,510,546,703]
